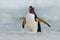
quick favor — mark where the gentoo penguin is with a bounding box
[28,6,41,32]
[22,6,50,32]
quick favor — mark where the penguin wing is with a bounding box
[36,18,51,27]
[22,18,26,28]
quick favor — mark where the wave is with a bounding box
[0,0,59,9]
[42,14,59,22]
[0,0,60,21]
[0,13,24,19]
[0,31,60,40]
[0,13,60,22]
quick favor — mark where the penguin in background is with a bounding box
[22,6,51,32]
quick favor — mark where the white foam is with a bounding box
[0,31,60,40]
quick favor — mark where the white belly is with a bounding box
[26,14,38,32]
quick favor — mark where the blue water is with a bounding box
[0,9,60,32]
[0,0,60,33]
[0,0,60,40]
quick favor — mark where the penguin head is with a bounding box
[28,6,34,13]
[28,6,33,10]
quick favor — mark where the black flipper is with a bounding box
[47,24,51,27]
[22,18,26,28]
[22,24,24,28]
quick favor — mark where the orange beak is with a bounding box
[28,8,32,11]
